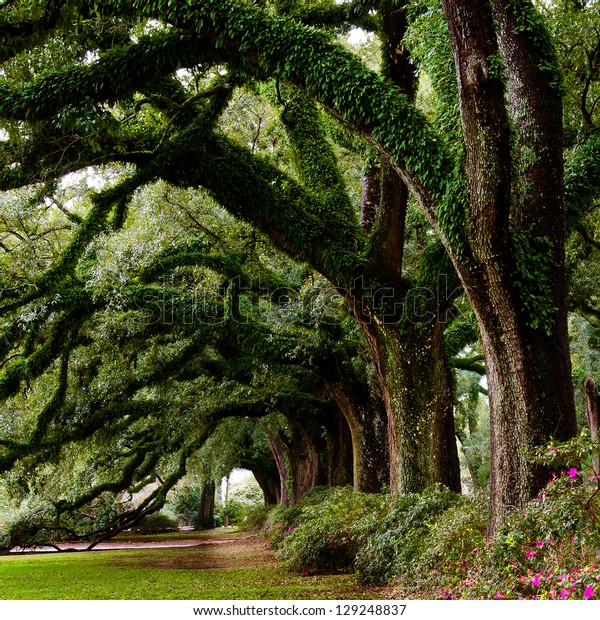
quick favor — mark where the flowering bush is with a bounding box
[255,435,600,599]
[447,439,600,600]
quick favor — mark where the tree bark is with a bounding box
[322,408,355,488]
[441,0,578,532]
[324,376,389,492]
[357,313,461,494]
[584,376,599,473]
[265,430,290,506]
[196,480,216,529]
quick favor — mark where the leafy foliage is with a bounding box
[134,512,179,534]
[354,485,462,585]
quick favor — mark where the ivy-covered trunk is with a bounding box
[466,265,577,531]
[441,0,578,531]
[360,318,461,494]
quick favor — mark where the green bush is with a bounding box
[135,512,179,534]
[0,501,57,551]
[278,487,389,574]
[170,484,203,527]
[354,485,463,585]
[261,487,330,549]
[407,494,488,595]
[240,504,273,531]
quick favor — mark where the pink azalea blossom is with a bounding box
[569,467,578,479]
[560,589,569,599]
[526,550,537,558]
[530,574,541,586]
[535,540,544,548]
[584,585,595,600]
[495,593,503,599]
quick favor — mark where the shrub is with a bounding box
[261,487,330,549]
[278,487,389,574]
[407,494,488,595]
[240,504,273,531]
[355,485,463,585]
[453,470,600,600]
[445,435,600,599]
[135,512,179,534]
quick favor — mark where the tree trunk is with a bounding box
[584,377,599,473]
[284,417,321,503]
[265,430,290,506]
[196,480,215,530]
[252,467,280,505]
[441,0,578,532]
[360,317,461,494]
[265,418,321,504]
[322,408,354,488]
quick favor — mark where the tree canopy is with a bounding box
[1,0,600,539]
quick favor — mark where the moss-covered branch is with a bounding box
[0,30,228,121]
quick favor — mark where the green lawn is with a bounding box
[0,531,389,600]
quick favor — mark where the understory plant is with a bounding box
[258,434,600,600]
[267,487,388,573]
[448,434,600,600]
[355,485,465,585]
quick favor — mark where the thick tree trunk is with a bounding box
[441,0,578,532]
[322,408,354,488]
[324,377,389,492]
[265,419,320,504]
[196,480,216,530]
[284,418,321,503]
[360,318,461,494]
[470,288,577,531]
[252,467,281,505]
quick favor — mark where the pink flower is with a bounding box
[526,550,537,558]
[495,592,503,599]
[569,467,578,479]
[535,540,544,548]
[530,574,541,586]
[560,589,569,599]
[584,585,595,600]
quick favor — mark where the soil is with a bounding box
[133,534,277,570]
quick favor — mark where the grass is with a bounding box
[0,529,390,600]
